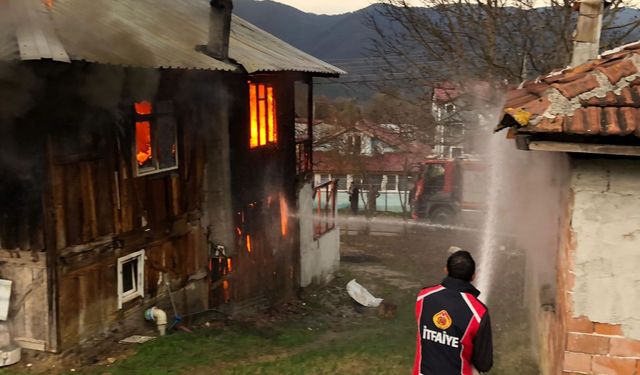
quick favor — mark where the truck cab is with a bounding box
[411,158,485,224]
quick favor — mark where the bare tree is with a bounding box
[367,0,640,93]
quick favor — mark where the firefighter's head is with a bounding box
[446,250,476,282]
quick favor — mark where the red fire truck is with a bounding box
[410,158,485,224]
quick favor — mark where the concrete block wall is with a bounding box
[298,182,340,287]
[559,159,640,374]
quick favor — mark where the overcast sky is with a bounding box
[266,0,405,15]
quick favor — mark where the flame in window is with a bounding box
[267,87,277,143]
[135,101,152,115]
[249,82,277,148]
[136,121,152,166]
[249,85,258,148]
[246,234,252,253]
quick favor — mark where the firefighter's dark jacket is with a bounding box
[413,277,493,375]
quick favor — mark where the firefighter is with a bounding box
[413,250,493,375]
[349,184,360,215]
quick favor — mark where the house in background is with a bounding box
[431,81,492,158]
[0,0,342,352]
[303,119,430,214]
[498,42,640,374]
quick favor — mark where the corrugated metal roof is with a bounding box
[230,16,345,75]
[0,0,344,76]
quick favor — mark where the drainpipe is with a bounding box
[144,307,168,336]
[571,0,604,66]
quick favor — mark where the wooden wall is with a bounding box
[0,63,307,351]
[49,68,212,349]
[226,74,301,308]
[0,252,49,351]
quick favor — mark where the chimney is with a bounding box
[207,0,233,60]
[571,0,604,67]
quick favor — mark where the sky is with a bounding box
[265,0,419,15]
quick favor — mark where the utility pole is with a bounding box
[571,0,604,67]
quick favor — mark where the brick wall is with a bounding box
[563,316,640,374]
[557,159,640,374]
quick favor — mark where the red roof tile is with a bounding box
[314,151,427,173]
[596,59,638,84]
[498,42,640,138]
[551,74,599,98]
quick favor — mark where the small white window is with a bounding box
[117,250,145,309]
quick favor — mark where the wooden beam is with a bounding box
[528,141,640,157]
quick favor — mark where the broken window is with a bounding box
[134,100,178,176]
[249,82,278,149]
[117,250,145,309]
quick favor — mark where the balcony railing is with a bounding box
[313,179,337,238]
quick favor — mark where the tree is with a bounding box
[368,0,640,87]
[363,91,435,144]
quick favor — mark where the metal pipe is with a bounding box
[144,307,168,336]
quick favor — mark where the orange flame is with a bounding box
[246,234,252,253]
[42,0,54,9]
[135,121,152,166]
[280,193,288,237]
[267,86,277,142]
[258,85,267,146]
[249,84,258,148]
[223,280,230,302]
[227,258,232,272]
[135,101,152,115]
[248,83,277,148]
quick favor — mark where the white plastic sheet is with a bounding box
[346,279,383,307]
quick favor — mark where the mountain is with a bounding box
[233,1,640,100]
[233,0,384,60]
[234,1,640,62]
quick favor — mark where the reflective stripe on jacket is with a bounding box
[413,277,493,375]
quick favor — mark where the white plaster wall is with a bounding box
[298,182,340,287]
[571,159,640,339]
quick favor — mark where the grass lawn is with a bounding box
[67,271,417,375]
[0,230,538,374]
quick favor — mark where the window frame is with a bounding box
[132,100,179,177]
[117,250,145,309]
[248,81,279,149]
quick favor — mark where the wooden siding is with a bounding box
[0,64,307,351]
[225,74,301,307]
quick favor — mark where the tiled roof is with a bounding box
[314,151,427,173]
[297,119,431,154]
[498,41,640,137]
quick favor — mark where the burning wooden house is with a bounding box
[0,0,343,352]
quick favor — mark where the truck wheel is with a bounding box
[429,207,455,225]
